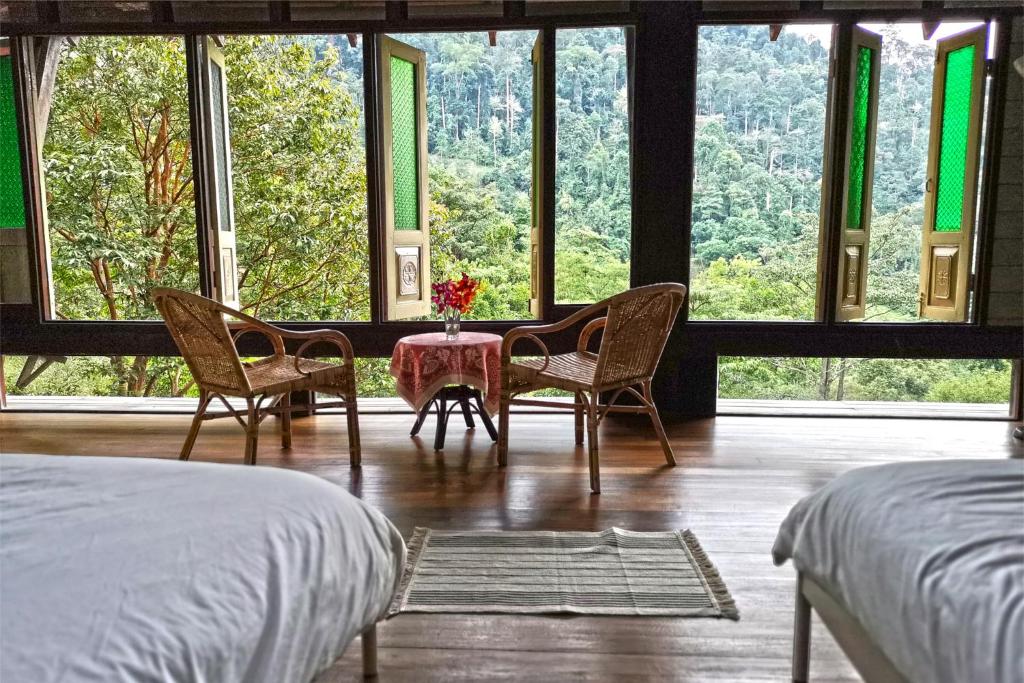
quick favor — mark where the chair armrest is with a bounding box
[231,322,286,357]
[500,301,608,362]
[577,317,607,355]
[502,330,552,373]
[291,330,356,376]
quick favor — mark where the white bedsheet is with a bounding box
[0,454,405,683]
[773,459,1024,683]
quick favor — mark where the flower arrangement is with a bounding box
[431,273,480,339]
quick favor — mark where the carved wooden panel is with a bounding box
[396,247,420,298]
[928,245,958,308]
[841,246,861,307]
[220,248,236,303]
[530,244,539,299]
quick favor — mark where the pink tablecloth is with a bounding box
[389,332,503,416]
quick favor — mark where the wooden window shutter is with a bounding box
[529,32,544,318]
[380,36,430,320]
[0,44,32,304]
[918,26,988,321]
[198,36,240,310]
[833,27,882,321]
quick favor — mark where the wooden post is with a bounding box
[792,573,812,683]
[362,624,378,678]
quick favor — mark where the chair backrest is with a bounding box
[153,288,250,395]
[593,283,687,389]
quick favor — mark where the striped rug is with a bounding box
[388,528,738,619]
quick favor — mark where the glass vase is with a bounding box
[443,310,461,340]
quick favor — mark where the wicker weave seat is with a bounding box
[243,356,348,396]
[154,288,361,466]
[509,352,598,391]
[498,283,687,493]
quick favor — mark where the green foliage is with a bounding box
[224,36,370,321]
[555,28,631,301]
[719,357,1013,405]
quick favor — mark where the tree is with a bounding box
[44,36,196,394]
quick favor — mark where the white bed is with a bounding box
[773,459,1024,683]
[0,454,406,682]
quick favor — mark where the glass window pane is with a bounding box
[219,35,370,321]
[718,356,1012,417]
[390,55,420,231]
[41,36,198,321]
[554,27,631,304]
[1,53,25,229]
[389,31,535,321]
[689,25,831,321]
[846,45,873,231]
[209,59,231,232]
[934,44,975,232]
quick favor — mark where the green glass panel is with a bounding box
[846,46,873,231]
[209,61,232,232]
[0,56,26,229]
[390,55,418,231]
[934,44,975,232]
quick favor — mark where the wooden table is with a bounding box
[389,332,502,451]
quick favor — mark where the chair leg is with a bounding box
[347,392,362,468]
[497,391,510,466]
[280,392,292,449]
[179,391,211,461]
[585,392,600,494]
[574,391,584,446]
[643,382,676,466]
[362,623,378,679]
[244,397,260,465]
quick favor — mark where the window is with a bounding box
[383,31,539,320]
[3,355,195,398]
[689,25,831,321]
[853,22,989,322]
[690,21,992,324]
[554,27,632,304]
[718,356,1014,416]
[213,35,370,321]
[39,36,198,321]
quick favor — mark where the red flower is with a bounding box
[431,273,480,315]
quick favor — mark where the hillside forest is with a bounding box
[7,25,1011,406]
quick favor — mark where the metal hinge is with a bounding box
[918,291,925,316]
[985,58,996,76]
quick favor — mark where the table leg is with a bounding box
[433,389,450,451]
[458,394,476,429]
[472,388,499,442]
[410,399,432,436]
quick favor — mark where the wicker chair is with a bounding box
[153,288,361,466]
[498,283,687,493]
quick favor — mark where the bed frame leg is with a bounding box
[362,624,378,679]
[793,572,811,683]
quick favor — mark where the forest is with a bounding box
[6,25,1011,406]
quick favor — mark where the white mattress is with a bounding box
[0,454,405,683]
[773,459,1024,683]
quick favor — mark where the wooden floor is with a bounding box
[2,409,1020,681]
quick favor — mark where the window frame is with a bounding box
[0,6,1016,369]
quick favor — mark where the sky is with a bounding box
[785,21,986,50]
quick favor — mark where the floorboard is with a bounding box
[2,409,1020,681]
